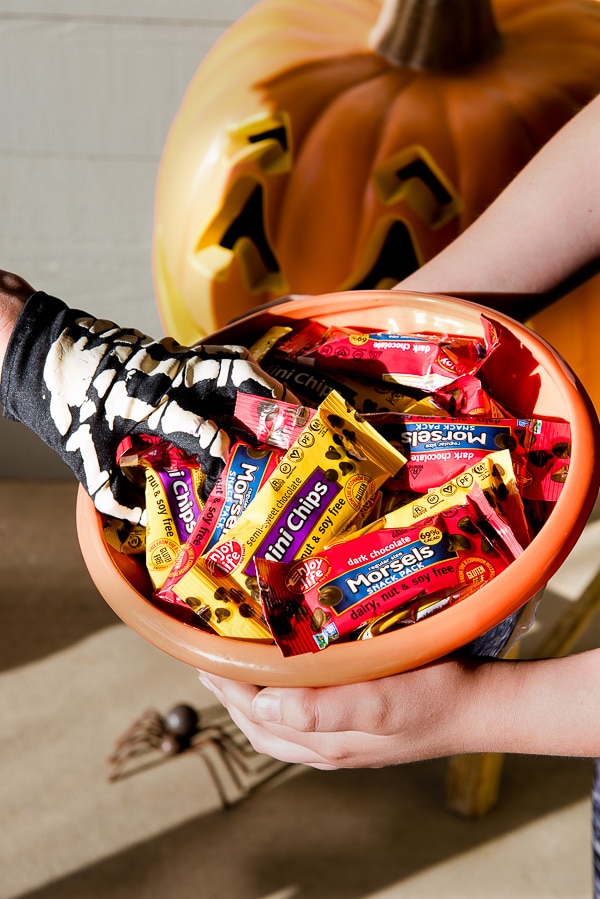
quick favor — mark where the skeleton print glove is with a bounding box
[0,292,291,523]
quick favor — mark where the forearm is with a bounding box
[396,93,600,316]
[455,648,600,758]
[198,647,600,769]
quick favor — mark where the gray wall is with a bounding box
[0,0,256,477]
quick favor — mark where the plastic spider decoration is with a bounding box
[108,702,291,806]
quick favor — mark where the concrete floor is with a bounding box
[1,479,599,899]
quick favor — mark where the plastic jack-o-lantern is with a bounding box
[153,0,600,344]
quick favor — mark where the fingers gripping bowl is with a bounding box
[76,290,600,686]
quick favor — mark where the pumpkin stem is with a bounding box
[369,0,501,71]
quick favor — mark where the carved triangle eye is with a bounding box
[226,111,292,174]
[373,145,462,229]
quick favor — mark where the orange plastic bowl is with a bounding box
[76,290,600,686]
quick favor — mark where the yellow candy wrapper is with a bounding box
[167,392,407,625]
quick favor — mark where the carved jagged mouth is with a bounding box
[194,178,285,295]
[193,111,290,294]
[351,147,463,289]
[350,221,420,290]
[218,183,279,277]
[194,140,461,295]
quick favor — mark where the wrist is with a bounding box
[446,648,600,758]
[0,272,35,372]
[427,656,519,757]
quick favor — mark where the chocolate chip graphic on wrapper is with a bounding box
[310,608,327,631]
[229,588,247,605]
[448,534,472,552]
[552,441,571,459]
[494,433,517,451]
[529,449,553,468]
[457,516,478,534]
[318,585,344,607]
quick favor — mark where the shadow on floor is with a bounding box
[19,752,594,899]
[0,480,118,673]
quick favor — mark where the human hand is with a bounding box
[197,660,490,770]
[0,290,293,522]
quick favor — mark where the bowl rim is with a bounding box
[76,290,600,686]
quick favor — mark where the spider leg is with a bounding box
[190,728,250,803]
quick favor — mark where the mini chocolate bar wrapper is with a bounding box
[234,393,316,450]
[196,441,279,556]
[345,449,532,552]
[167,391,407,610]
[257,484,523,656]
[262,355,446,415]
[366,411,570,510]
[157,441,279,595]
[366,413,536,493]
[116,436,207,589]
[280,317,498,392]
[144,464,206,587]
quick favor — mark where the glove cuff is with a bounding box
[1,291,71,440]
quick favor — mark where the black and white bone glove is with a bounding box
[0,292,292,523]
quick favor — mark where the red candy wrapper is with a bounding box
[276,317,499,392]
[234,393,316,450]
[433,374,511,419]
[363,412,570,507]
[257,484,524,656]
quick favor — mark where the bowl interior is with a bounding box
[76,290,600,685]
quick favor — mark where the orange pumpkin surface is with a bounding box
[153,0,600,344]
[530,279,600,412]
